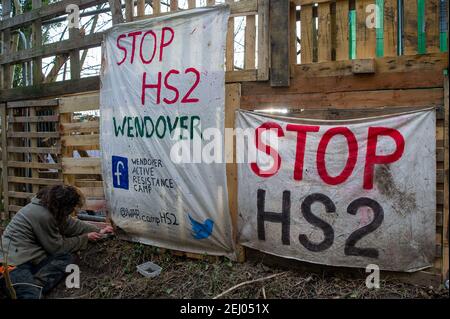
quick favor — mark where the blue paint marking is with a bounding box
[188,214,214,240]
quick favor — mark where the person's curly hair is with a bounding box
[36,185,85,231]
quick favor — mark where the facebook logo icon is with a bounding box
[112,156,129,190]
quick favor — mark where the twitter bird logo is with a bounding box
[188,214,214,240]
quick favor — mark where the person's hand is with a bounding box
[87,232,103,241]
[100,225,114,234]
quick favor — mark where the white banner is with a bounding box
[100,6,235,258]
[236,109,436,272]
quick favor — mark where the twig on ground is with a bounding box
[213,272,287,299]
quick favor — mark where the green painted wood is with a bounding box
[376,0,384,57]
[440,0,448,52]
[417,0,426,54]
[349,10,356,59]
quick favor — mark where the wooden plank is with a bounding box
[75,180,103,188]
[169,249,220,262]
[6,106,21,214]
[437,125,445,144]
[0,0,109,31]
[0,31,104,65]
[207,0,215,5]
[170,0,178,12]
[108,0,124,25]
[32,0,43,85]
[8,146,61,154]
[7,131,59,138]
[188,0,196,9]
[240,88,444,109]
[7,99,59,108]
[352,58,375,73]
[2,28,12,89]
[125,0,134,21]
[383,0,397,57]
[137,0,145,16]
[270,0,290,86]
[257,0,270,80]
[60,110,75,186]
[226,69,258,82]
[298,0,332,4]
[301,4,314,64]
[0,76,100,102]
[79,187,105,198]
[311,3,317,62]
[2,1,14,86]
[437,147,445,162]
[244,15,256,69]
[230,0,259,14]
[443,74,449,279]
[242,69,444,95]
[62,157,101,175]
[59,93,99,113]
[403,0,418,55]
[69,28,81,80]
[335,0,349,61]
[67,145,100,152]
[437,170,445,185]
[289,1,297,68]
[417,0,426,54]
[153,0,161,14]
[291,52,447,77]
[1,0,11,20]
[226,0,235,71]
[225,83,245,262]
[61,120,99,133]
[375,0,384,57]
[8,205,23,213]
[8,191,34,199]
[444,241,449,280]
[436,244,443,258]
[61,134,99,147]
[426,0,441,53]
[356,0,376,58]
[318,2,332,62]
[9,115,59,123]
[437,208,444,227]
[8,176,63,185]
[8,161,61,169]
[0,104,9,218]
[437,190,444,205]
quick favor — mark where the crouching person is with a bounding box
[0,185,113,299]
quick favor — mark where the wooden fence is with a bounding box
[0,98,62,218]
[126,0,270,82]
[240,73,448,285]
[0,0,269,101]
[0,92,106,218]
[292,0,448,64]
[0,0,448,284]
[0,84,243,259]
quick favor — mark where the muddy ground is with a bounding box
[40,239,449,299]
